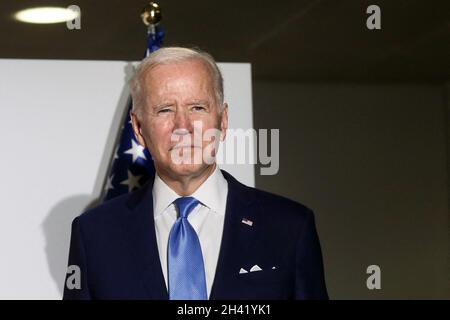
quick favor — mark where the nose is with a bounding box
[173,109,193,134]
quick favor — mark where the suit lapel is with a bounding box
[124,178,169,299]
[209,170,259,300]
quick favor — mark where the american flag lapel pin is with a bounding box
[241,218,253,227]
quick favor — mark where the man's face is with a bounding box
[131,59,228,180]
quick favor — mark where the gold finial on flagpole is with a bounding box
[141,1,162,26]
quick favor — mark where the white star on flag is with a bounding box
[124,139,147,163]
[104,174,114,191]
[113,146,119,160]
[120,170,142,192]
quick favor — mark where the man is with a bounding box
[63,47,328,300]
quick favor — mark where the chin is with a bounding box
[169,163,212,177]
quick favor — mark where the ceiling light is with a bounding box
[14,7,79,24]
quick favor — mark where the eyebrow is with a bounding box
[150,100,211,110]
[186,100,210,106]
[152,102,175,109]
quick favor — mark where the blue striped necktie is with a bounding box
[168,197,207,300]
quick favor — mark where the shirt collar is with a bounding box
[152,164,228,218]
[191,165,228,215]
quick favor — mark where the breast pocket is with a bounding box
[233,267,291,299]
[237,267,283,285]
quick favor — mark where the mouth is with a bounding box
[170,145,202,151]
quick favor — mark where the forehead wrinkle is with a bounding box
[144,63,215,107]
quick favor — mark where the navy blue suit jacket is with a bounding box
[63,170,328,299]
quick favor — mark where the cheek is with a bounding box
[197,118,222,144]
[196,114,220,129]
[146,121,172,150]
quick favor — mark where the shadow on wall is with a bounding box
[42,196,101,297]
[41,62,136,298]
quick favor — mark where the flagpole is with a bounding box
[141,1,162,57]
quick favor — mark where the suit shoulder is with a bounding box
[240,185,312,219]
[240,185,317,240]
[247,187,312,211]
[222,170,313,221]
[75,193,127,227]
[76,184,149,228]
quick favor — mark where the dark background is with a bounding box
[1,0,448,298]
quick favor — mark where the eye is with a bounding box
[192,105,206,112]
[157,107,172,114]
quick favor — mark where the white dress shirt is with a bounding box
[152,165,228,298]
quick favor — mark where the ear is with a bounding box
[220,103,228,141]
[130,111,147,147]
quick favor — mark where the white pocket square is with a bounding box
[239,268,248,274]
[250,264,262,272]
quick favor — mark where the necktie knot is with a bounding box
[174,197,199,219]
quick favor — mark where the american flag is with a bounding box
[102,26,164,201]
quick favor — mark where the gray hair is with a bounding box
[130,47,224,117]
